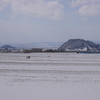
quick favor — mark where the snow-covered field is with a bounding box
[0,53,100,100]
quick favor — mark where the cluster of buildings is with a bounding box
[0,45,58,53]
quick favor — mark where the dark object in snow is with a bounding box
[26,56,30,58]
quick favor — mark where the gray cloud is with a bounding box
[0,0,64,20]
[71,0,100,7]
[78,4,100,16]
[71,0,100,17]
[0,0,9,10]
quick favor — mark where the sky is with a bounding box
[0,0,100,44]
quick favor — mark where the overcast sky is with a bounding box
[0,0,100,44]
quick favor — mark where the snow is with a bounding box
[0,53,100,100]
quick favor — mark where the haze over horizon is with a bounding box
[0,0,100,44]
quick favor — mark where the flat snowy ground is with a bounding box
[0,53,100,100]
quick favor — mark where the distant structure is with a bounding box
[58,39,100,52]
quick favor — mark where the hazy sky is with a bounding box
[0,0,100,44]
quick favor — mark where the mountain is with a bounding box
[0,45,15,49]
[11,42,63,49]
[58,39,100,52]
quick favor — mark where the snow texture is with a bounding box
[0,53,100,100]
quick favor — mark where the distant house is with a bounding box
[31,48,42,52]
[22,48,42,53]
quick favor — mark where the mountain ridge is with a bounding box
[58,39,100,52]
[0,45,15,49]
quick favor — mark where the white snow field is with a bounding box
[0,53,100,100]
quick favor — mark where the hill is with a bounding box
[58,39,100,52]
[0,45,15,49]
